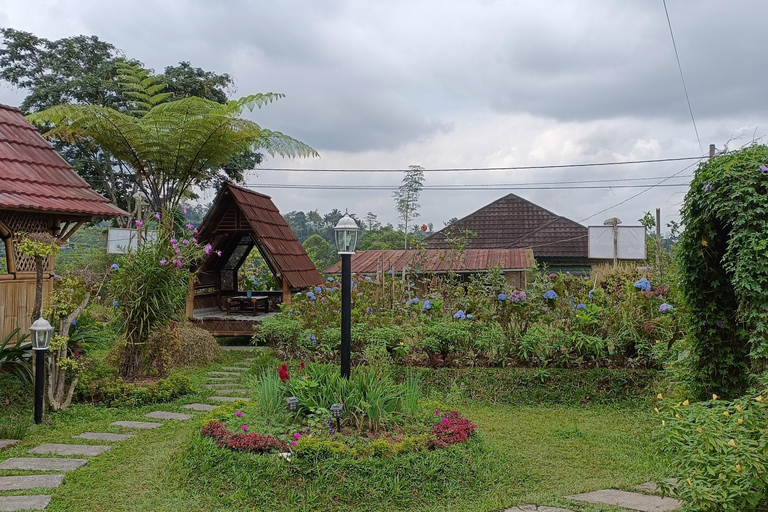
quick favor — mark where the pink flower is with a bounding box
[135,219,143,228]
[183,207,188,215]
[435,410,440,415]
[217,251,222,257]
[236,411,242,417]
[175,248,180,255]
[241,425,248,431]
[172,259,178,266]
[204,244,213,255]
[267,435,273,440]
[291,441,297,446]
[186,223,194,231]
[194,228,199,234]
[192,238,198,243]
[159,259,167,266]
[443,417,449,423]
[293,433,301,439]
[154,213,161,220]
[170,238,177,245]
[182,239,189,245]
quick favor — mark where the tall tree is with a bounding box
[393,165,425,249]
[29,89,317,212]
[0,29,261,214]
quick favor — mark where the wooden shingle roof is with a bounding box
[0,104,127,218]
[426,193,587,259]
[198,183,322,289]
[325,248,535,274]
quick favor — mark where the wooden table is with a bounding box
[225,295,268,316]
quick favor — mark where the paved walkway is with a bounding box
[0,358,258,510]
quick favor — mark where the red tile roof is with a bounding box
[0,104,127,217]
[199,183,323,289]
[325,248,535,274]
[426,193,587,259]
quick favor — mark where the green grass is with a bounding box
[0,357,669,511]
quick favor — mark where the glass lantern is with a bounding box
[334,215,359,254]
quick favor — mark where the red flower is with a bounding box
[300,361,306,369]
[278,363,290,382]
[420,224,428,231]
[431,411,476,448]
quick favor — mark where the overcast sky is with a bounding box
[1,0,766,232]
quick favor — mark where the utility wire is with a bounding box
[244,182,691,191]
[578,159,702,223]
[662,0,703,154]
[252,155,702,173]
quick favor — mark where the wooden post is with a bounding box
[282,276,291,308]
[185,277,195,318]
[655,208,662,273]
[612,218,618,268]
[709,144,716,158]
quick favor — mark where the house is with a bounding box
[325,248,535,289]
[426,193,591,274]
[0,103,127,338]
[191,183,322,336]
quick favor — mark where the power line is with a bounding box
[578,159,702,223]
[244,182,691,191]
[662,0,703,154]
[252,155,702,173]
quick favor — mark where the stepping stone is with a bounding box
[0,458,87,471]
[635,479,678,493]
[213,389,248,394]
[232,361,253,366]
[74,432,134,442]
[145,411,193,421]
[207,377,237,382]
[0,495,52,511]
[28,443,110,456]
[205,383,236,388]
[207,371,241,376]
[0,474,64,491]
[220,366,247,371]
[505,507,575,512]
[565,489,680,511]
[111,421,163,429]
[184,403,218,412]
[0,440,18,451]
[208,396,251,402]
[220,346,255,351]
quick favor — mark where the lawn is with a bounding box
[0,352,668,512]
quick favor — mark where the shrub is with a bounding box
[201,420,289,454]
[420,320,473,364]
[252,313,304,356]
[656,388,768,511]
[176,323,222,367]
[293,437,349,459]
[77,371,192,406]
[432,410,477,449]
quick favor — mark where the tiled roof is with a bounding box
[325,248,535,274]
[426,193,588,259]
[0,104,127,217]
[199,183,323,289]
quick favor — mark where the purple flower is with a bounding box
[717,320,723,327]
[113,300,119,307]
[154,213,161,220]
[422,300,432,311]
[408,297,419,305]
[704,182,712,192]
[498,293,507,301]
[365,276,372,281]
[291,441,297,446]
[307,292,316,301]
[328,428,335,435]
[387,270,393,275]
[172,259,178,266]
[192,238,198,243]
[204,244,213,255]
[589,289,595,300]
[170,238,177,245]
[466,313,473,319]
[135,219,143,228]
[186,223,194,231]
[182,207,188,215]
[175,248,181,255]
[159,259,167,266]
[576,303,585,310]
[366,307,373,314]
[182,239,189,245]
[194,228,199,235]
[71,319,77,326]
[327,418,333,426]
[453,310,466,320]
[509,290,527,303]
[544,290,558,300]
[633,278,651,291]
[659,303,673,313]
[760,165,768,173]
[314,286,322,293]
[110,263,119,271]
[216,250,222,257]
[327,276,334,282]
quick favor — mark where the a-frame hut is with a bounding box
[0,104,127,338]
[190,183,322,336]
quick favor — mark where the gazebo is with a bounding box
[0,104,127,338]
[190,183,322,336]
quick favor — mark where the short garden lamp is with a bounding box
[334,214,359,380]
[330,403,343,431]
[286,396,299,412]
[29,317,54,425]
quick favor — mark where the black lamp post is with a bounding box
[286,396,299,412]
[29,317,53,425]
[334,214,359,379]
[330,403,344,431]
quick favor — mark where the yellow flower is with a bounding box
[736,464,742,472]
[756,396,764,402]
[697,427,703,433]
[654,407,660,414]
[713,394,719,400]
[728,439,737,448]
[655,340,660,344]
[657,393,664,400]
[686,478,693,486]
[702,239,708,246]
[399,342,404,346]
[662,420,666,426]
[303,376,308,380]
[738,418,744,425]
[675,413,681,419]
[724,411,731,417]
[736,405,742,412]
[683,400,690,406]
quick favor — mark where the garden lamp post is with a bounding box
[330,403,344,432]
[334,214,358,379]
[286,396,299,412]
[29,317,53,425]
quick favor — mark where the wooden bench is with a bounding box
[225,295,269,316]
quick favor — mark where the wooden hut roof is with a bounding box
[426,193,587,259]
[0,104,127,218]
[325,248,535,274]
[198,183,322,289]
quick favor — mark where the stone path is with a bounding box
[184,403,218,412]
[111,420,163,429]
[144,411,193,421]
[220,366,247,372]
[206,377,238,382]
[206,371,241,376]
[505,507,574,512]
[74,432,134,442]
[0,474,64,491]
[28,444,111,456]
[0,458,87,471]
[0,440,18,451]
[212,389,248,395]
[0,495,52,511]
[208,396,251,402]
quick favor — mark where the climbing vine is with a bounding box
[678,144,768,398]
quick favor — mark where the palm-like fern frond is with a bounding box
[115,62,173,116]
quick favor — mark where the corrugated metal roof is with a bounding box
[426,193,588,259]
[0,104,127,217]
[325,248,535,274]
[199,183,323,289]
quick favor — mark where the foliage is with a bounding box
[29,87,317,212]
[432,410,477,449]
[76,370,192,407]
[252,314,305,355]
[175,323,223,367]
[302,234,338,273]
[0,28,260,213]
[655,386,768,511]
[393,164,425,248]
[0,328,31,385]
[17,232,60,320]
[201,420,289,454]
[678,145,768,398]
